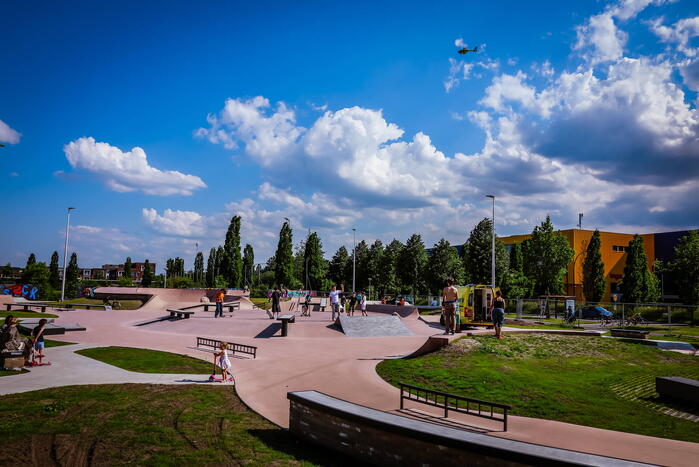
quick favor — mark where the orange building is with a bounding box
[500,229,655,301]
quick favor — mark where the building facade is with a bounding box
[500,229,694,302]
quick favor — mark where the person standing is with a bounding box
[359,291,368,316]
[31,318,48,364]
[271,287,281,319]
[215,289,225,318]
[349,292,357,316]
[491,290,506,339]
[442,278,458,335]
[329,285,341,321]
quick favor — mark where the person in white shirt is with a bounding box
[329,284,341,321]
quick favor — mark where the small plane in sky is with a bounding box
[457,46,478,55]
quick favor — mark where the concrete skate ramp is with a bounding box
[93,287,253,312]
[366,304,419,319]
[336,315,413,337]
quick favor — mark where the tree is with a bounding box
[620,234,659,303]
[243,244,255,288]
[215,246,225,278]
[377,239,403,296]
[425,239,464,294]
[274,220,295,288]
[2,263,13,278]
[461,218,509,286]
[582,230,606,302]
[303,232,327,291]
[124,257,133,280]
[501,269,534,299]
[142,260,153,287]
[223,216,243,287]
[509,243,524,273]
[193,252,204,285]
[362,240,384,296]
[206,247,217,287]
[328,246,350,290]
[65,252,80,298]
[49,251,61,289]
[26,253,36,268]
[293,240,306,286]
[669,231,699,305]
[21,262,50,297]
[353,240,370,291]
[397,234,428,297]
[522,216,574,295]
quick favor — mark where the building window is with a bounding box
[612,245,628,252]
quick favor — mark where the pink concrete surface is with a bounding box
[38,300,699,467]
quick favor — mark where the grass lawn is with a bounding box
[0,310,58,319]
[0,384,354,466]
[0,369,28,377]
[250,297,272,310]
[503,324,586,331]
[377,334,699,442]
[76,346,212,374]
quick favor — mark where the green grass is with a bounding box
[0,310,58,319]
[0,384,354,466]
[0,369,28,377]
[250,297,272,310]
[76,346,213,374]
[502,324,586,330]
[377,334,699,442]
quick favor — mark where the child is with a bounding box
[31,319,47,364]
[360,292,368,316]
[214,342,232,382]
[340,294,347,315]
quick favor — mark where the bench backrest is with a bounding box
[196,337,257,358]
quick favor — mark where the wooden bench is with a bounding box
[278,314,295,336]
[1,350,25,369]
[611,328,650,339]
[5,303,50,313]
[201,302,240,313]
[65,303,108,310]
[196,337,257,359]
[399,382,512,431]
[167,309,195,319]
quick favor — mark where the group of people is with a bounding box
[1,315,49,367]
[441,278,506,338]
[328,285,368,320]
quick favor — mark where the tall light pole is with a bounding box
[60,207,76,302]
[352,228,356,293]
[486,195,495,288]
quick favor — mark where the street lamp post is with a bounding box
[60,207,76,302]
[352,228,356,293]
[486,195,495,288]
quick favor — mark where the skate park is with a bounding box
[2,287,698,466]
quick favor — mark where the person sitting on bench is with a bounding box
[1,317,32,366]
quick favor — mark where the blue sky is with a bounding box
[2,0,698,269]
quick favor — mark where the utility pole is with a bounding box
[60,207,75,302]
[352,228,356,293]
[486,195,495,288]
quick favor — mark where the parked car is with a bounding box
[580,306,613,319]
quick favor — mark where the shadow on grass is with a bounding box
[247,429,370,466]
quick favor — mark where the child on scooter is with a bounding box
[214,342,232,382]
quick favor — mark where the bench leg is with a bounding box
[281,321,288,337]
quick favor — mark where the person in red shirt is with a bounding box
[215,289,225,318]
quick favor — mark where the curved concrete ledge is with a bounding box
[288,390,651,467]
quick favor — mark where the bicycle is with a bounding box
[562,313,577,326]
[627,313,647,327]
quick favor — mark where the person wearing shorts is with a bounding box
[329,285,341,321]
[442,278,458,335]
[32,319,48,363]
[491,290,506,339]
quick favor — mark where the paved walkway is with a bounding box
[1,305,697,466]
[0,343,231,395]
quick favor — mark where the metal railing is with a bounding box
[399,382,511,431]
[196,337,257,358]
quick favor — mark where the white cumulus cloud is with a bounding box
[0,119,21,144]
[142,208,207,237]
[64,137,206,196]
